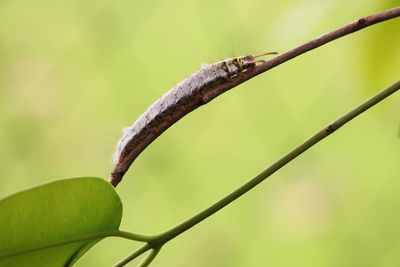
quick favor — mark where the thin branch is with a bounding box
[145,80,399,247]
[113,243,152,267]
[114,230,157,242]
[203,6,400,102]
[137,247,162,267]
[157,79,400,242]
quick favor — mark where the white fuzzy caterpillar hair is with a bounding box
[111,52,278,186]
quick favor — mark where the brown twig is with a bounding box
[110,6,400,187]
[203,6,400,101]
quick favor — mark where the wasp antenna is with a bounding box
[253,51,278,58]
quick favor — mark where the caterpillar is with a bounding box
[110,52,277,187]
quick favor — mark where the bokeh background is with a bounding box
[1,0,399,266]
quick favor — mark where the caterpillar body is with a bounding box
[110,52,277,186]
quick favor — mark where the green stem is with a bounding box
[119,80,399,265]
[0,230,153,259]
[151,80,400,245]
[138,247,162,267]
[114,230,157,242]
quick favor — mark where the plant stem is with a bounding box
[157,80,400,244]
[203,6,400,102]
[117,80,400,266]
[113,243,152,267]
[137,247,162,267]
[114,230,157,242]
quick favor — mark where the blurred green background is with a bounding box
[0,0,399,266]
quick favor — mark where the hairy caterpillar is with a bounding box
[110,52,277,186]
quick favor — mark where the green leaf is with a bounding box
[0,177,122,266]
